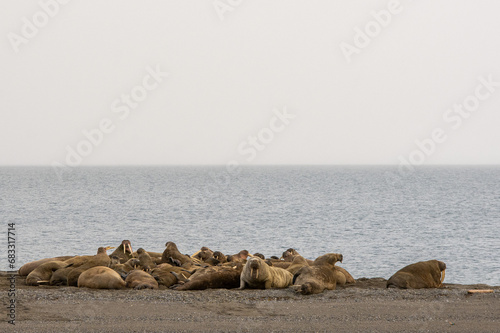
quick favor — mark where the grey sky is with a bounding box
[1,0,499,166]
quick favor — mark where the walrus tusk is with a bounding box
[468,289,493,294]
[440,270,445,285]
[37,280,50,285]
[251,268,259,280]
[105,246,115,251]
[190,250,202,259]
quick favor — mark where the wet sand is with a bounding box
[1,272,499,332]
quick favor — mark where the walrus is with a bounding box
[292,253,343,295]
[203,257,220,266]
[240,257,293,289]
[281,248,300,261]
[137,248,156,271]
[386,260,446,289]
[112,260,140,280]
[286,256,309,275]
[78,266,126,289]
[281,249,314,265]
[227,250,252,262]
[267,260,292,269]
[213,251,227,264]
[132,250,163,259]
[18,256,74,276]
[161,242,193,267]
[172,263,244,291]
[335,266,356,285]
[252,253,265,259]
[150,264,193,288]
[49,266,74,286]
[110,240,133,264]
[26,261,67,286]
[191,247,214,262]
[125,269,159,290]
[67,246,114,286]
[109,255,121,268]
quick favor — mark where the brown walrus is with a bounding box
[191,247,214,262]
[137,248,156,271]
[18,256,74,276]
[213,251,227,264]
[26,261,67,286]
[240,257,293,289]
[150,264,193,288]
[286,256,309,275]
[334,266,356,285]
[125,270,159,290]
[267,260,292,269]
[161,242,193,267]
[172,263,244,290]
[49,266,73,286]
[281,248,300,261]
[67,246,114,286]
[252,253,265,259]
[110,240,133,264]
[292,253,343,295]
[77,266,126,289]
[112,259,140,280]
[227,250,252,262]
[386,260,446,289]
[281,249,314,265]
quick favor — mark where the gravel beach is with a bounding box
[2,272,499,332]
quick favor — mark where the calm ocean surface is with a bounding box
[1,166,499,285]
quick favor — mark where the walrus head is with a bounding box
[437,261,446,286]
[97,246,115,254]
[164,242,179,252]
[253,253,265,259]
[194,247,214,261]
[238,250,251,260]
[110,255,121,266]
[313,253,343,267]
[121,240,133,254]
[124,258,141,269]
[213,251,227,263]
[248,258,262,280]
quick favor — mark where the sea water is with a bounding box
[1,166,498,285]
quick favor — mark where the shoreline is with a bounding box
[2,272,499,332]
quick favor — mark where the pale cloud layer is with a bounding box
[1,0,499,165]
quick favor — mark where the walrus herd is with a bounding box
[18,240,447,294]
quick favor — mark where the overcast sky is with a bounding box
[1,0,499,166]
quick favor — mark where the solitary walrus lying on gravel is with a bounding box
[292,253,343,295]
[386,260,446,289]
[125,270,159,289]
[78,266,126,289]
[26,261,67,286]
[173,263,244,290]
[240,257,293,289]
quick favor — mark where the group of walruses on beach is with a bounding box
[18,240,447,294]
